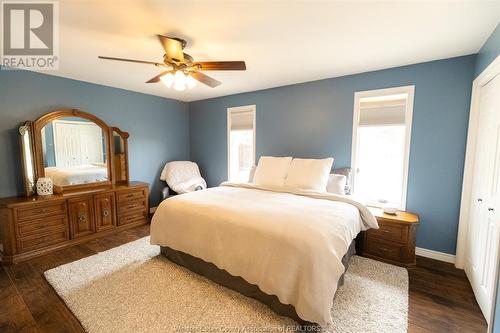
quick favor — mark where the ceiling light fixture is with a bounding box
[159,72,174,88]
[160,70,198,91]
[186,74,198,89]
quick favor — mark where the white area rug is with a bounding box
[44,237,408,333]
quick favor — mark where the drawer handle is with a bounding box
[378,247,391,253]
[127,205,137,209]
[380,230,392,234]
[38,237,48,244]
[78,213,87,223]
[126,194,135,198]
[103,208,110,217]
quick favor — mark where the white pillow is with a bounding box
[285,158,334,191]
[252,156,293,187]
[326,174,347,194]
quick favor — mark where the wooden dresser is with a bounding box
[357,207,419,268]
[0,182,149,264]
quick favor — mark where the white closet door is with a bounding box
[79,124,104,164]
[53,121,104,167]
[54,122,81,167]
[465,72,500,323]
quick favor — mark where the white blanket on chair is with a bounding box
[160,161,207,194]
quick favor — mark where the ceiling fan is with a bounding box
[98,35,246,91]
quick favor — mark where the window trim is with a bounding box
[350,85,415,210]
[227,105,256,181]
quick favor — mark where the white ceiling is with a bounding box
[38,0,500,102]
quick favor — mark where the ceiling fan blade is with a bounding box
[157,35,185,63]
[194,61,246,71]
[98,56,163,66]
[146,71,170,83]
[190,71,221,88]
[183,52,194,64]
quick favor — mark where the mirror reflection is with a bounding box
[41,117,108,186]
[19,122,36,195]
[113,131,127,182]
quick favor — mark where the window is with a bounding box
[351,86,414,209]
[227,105,256,182]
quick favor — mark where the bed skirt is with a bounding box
[160,241,356,326]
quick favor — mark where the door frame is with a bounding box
[455,54,500,331]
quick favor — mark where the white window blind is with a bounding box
[359,95,407,126]
[230,111,254,130]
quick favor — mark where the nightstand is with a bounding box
[356,207,419,268]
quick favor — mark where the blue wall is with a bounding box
[189,55,476,255]
[0,69,189,205]
[495,292,500,333]
[475,22,500,333]
[475,23,500,78]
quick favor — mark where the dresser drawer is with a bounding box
[116,188,147,202]
[365,238,404,261]
[16,215,67,238]
[117,198,147,215]
[117,210,147,226]
[367,221,408,243]
[18,227,69,253]
[16,201,67,222]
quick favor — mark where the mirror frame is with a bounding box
[32,109,115,192]
[111,127,130,183]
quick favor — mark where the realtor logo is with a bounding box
[1,1,59,70]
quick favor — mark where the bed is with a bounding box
[150,182,378,326]
[44,164,108,186]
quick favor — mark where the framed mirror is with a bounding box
[112,127,129,183]
[19,122,36,196]
[33,109,113,191]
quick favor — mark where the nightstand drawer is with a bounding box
[365,238,405,261]
[367,221,408,243]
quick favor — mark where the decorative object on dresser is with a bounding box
[0,109,149,264]
[36,177,53,196]
[356,207,419,268]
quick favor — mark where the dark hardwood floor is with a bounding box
[0,224,487,333]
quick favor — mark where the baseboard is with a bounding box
[416,247,456,264]
[149,206,158,215]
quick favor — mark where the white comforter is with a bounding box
[150,182,378,326]
[45,165,108,186]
